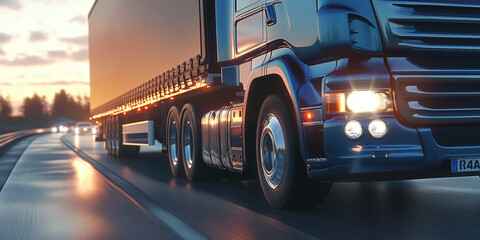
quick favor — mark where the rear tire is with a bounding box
[167,107,183,177]
[106,117,113,156]
[256,95,331,209]
[113,116,120,157]
[181,104,206,181]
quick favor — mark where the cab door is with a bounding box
[234,0,267,58]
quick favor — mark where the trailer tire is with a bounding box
[113,116,120,157]
[167,107,183,177]
[256,95,331,208]
[181,104,206,181]
[106,117,113,156]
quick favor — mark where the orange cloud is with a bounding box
[0,0,21,10]
[60,35,88,46]
[0,55,53,66]
[29,80,89,86]
[0,33,12,43]
[30,31,48,42]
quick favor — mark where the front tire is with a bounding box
[256,95,331,208]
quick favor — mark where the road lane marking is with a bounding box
[62,136,208,240]
[0,136,37,192]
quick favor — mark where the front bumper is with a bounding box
[306,115,480,181]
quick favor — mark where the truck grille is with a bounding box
[393,70,480,126]
[374,0,480,126]
[372,0,480,54]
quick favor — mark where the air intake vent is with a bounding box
[394,72,480,126]
[372,0,480,54]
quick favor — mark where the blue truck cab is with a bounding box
[215,0,480,205]
[89,0,480,208]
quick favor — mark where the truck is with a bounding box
[89,0,480,208]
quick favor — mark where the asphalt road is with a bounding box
[0,133,479,239]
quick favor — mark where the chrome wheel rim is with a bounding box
[183,121,193,169]
[169,121,178,166]
[260,113,286,189]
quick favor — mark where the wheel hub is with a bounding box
[260,114,286,189]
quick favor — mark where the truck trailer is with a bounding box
[89,0,480,208]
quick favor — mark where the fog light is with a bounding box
[344,120,363,140]
[368,119,388,139]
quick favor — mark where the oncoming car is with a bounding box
[74,122,97,135]
[51,124,69,133]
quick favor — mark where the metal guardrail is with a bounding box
[0,129,49,149]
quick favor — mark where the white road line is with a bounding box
[62,137,208,240]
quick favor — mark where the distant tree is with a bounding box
[82,95,90,120]
[51,89,89,120]
[51,89,71,118]
[0,95,12,118]
[22,93,46,118]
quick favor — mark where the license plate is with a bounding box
[451,159,480,173]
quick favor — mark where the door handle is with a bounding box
[265,4,277,26]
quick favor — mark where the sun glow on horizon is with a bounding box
[0,0,95,115]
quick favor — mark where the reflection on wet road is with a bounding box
[0,133,479,239]
[0,134,179,239]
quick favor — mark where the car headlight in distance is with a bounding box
[51,127,58,133]
[327,91,392,113]
[92,128,97,134]
[75,128,80,134]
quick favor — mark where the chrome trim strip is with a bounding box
[392,30,480,40]
[390,16,480,24]
[409,101,480,112]
[405,86,480,96]
[302,121,324,127]
[393,2,480,9]
[300,106,323,111]
[398,42,480,51]
[413,114,480,119]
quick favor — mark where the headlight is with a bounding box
[92,128,97,134]
[51,127,58,133]
[347,91,391,112]
[75,128,80,134]
[327,91,392,113]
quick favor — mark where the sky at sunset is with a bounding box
[0,0,95,115]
